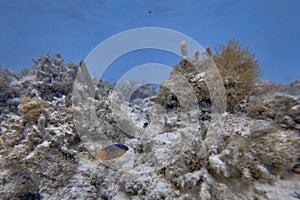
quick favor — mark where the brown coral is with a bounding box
[18,97,49,126]
[213,40,262,112]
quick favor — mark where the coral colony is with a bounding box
[0,42,299,199]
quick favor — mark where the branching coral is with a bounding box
[30,53,78,101]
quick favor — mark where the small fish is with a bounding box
[96,144,129,160]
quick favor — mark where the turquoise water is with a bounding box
[0,1,299,83]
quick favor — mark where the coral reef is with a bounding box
[246,80,300,130]
[0,52,299,200]
[0,68,21,118]
[213,40,262,112]
[31,53,78,101]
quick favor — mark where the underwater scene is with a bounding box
[0,1,299,199]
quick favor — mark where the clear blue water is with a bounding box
[0,0,299,83]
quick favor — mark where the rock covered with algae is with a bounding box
[0,52,299,200]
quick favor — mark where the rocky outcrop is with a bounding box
[0,54,299,199]
[246,80,300,130]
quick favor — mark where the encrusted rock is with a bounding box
[0,53,299,200]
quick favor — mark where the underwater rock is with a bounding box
[246,81,300,130]
[0,53,299,199]
[155,58,211,110]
